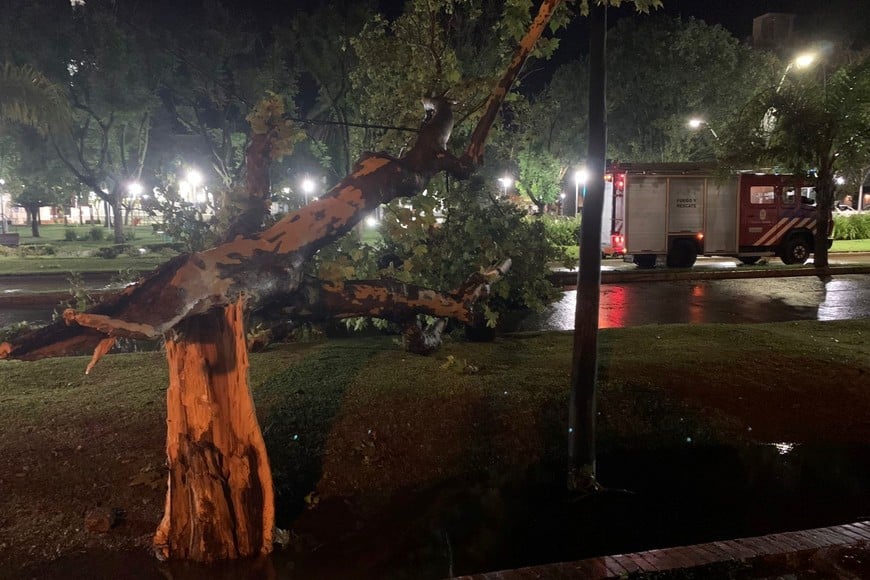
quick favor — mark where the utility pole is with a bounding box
[567,2,607,492]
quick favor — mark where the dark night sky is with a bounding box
[543,0,869,80]
[219,0,867,51]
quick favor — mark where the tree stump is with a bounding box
[153,299,274,562]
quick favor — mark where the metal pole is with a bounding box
[574,181,579,217]
[568,1,606,492]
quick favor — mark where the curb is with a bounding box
[549,265,870,287]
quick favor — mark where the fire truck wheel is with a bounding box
[666,240,698,268]
[780,236,811,265]
[738,256,761,265]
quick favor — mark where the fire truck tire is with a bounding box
[738,256,761,265]
[634,254,657,269]
[666,240,698,268]
[780,235,811,265]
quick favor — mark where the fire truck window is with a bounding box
[750,186,775,204]
[783,187,796,205]
[800,187,817,205]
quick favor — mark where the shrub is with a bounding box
[832,213,870,240]
[96,244,130,259]
[17,244,55,256]
[89,227,105,241]
[63,228,78,241]
[538,214,582,246]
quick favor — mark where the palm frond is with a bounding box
[0,62,71,134]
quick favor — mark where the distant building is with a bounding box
[751,13,796,52]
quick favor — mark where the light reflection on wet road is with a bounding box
[2,274,870,331]
[517,274,870,331]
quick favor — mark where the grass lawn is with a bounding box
[0,224,176,274]
[9,223,168,245]
[2,319,869,577]
[832,238,870,252]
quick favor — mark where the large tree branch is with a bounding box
[461,0,563,169]
[1,0,561,363]
[272,259,511,325]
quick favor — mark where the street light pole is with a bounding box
[498,176,513,198]
[688,118,718,140]
[0,179,6,234]
[301,177,316,205]
[574,168,588,218]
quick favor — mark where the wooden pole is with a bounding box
[568,1,607,492]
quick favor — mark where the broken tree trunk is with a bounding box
[0,0,562,565]
[153,298,274,562]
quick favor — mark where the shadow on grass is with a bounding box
[258,339,385,525]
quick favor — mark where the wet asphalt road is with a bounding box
[2,260,870,330]
[517,274,870,330]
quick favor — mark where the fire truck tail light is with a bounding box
[696,232,704,240]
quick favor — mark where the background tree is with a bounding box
[524,58,589,172]
[515,148,563,212]
[282,0,375,181]
[6,130,73,236]
[160,0,297,191]
[0,0,169,243]
[721,50,870,269]
[606,15,774,162]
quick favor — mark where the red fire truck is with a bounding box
[605,163,832,268]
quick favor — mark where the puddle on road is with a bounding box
[18,444,870,579]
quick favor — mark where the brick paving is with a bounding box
[456,520,870,579]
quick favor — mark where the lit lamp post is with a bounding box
[186,169,204,204]
[763,51,818,136]
[573,168,588,217]
[301,177,316,205]
[0,178,6,234]
[777,51,817,93]
[687,118,719,140]
[498,176,513,197]
[127,181,143,225]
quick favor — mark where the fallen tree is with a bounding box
[0,0,564,563]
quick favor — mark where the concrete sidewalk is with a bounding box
[457,520,870,579]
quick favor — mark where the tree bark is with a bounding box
[26,207,40,237]
[112,187,125,244]
[152,299,274,562]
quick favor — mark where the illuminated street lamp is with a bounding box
[688,118,719,140]
[764,50,819,137]
[573,168,588,217]
[186,169,204,203]
[126,182,143,226]
[498,176,513,197]
[301,177,316,204]
[0,178,6,234]
[777,51,817,92]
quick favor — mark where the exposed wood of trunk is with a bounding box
[152,299,274,562]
